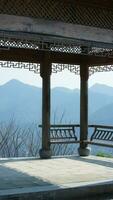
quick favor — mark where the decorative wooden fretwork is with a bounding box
[89,65,113,75]
[52,64,80,75]
[0,38,39,50]
[0,61,40,74]
[52,65,113,75]
[1,61,113,75]
[0,62,80,75]
[1,36,113,59]
[0,0,113,30]
[1,61,113,76]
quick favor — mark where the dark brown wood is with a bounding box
[84,141,113,148]
[39,124,113,129]
[39,124,78,144]
[80,64,89,149]
[49,124,80,128]
[51,141,80,144]
[0,48,43,63]
[0,48,113,66]
[74,0,113,10]
[39,123,113,148]
[89,125,113,129]
[40,52,51,151]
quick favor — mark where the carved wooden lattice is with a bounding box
[0,61,113,75]
[0,61,40,74]
[89,65,113,75]
[0,38,39,50]
[52,64,80,74]
[1,36,113,59]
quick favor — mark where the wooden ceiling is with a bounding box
[74,0,113,9]
[0,0,112,31]
[0,0,113,55]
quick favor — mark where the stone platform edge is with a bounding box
[0,180,113,200]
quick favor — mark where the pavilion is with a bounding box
[0,0,113,158]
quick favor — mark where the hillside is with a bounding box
[0,80,113,125]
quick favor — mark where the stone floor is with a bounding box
[0,155,113,199]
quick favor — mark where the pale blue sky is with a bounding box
[0,67,113,89]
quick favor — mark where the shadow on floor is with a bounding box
[68,155,113,169]
[0,160,59,190]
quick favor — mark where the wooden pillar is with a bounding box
[39,52,52,159]
[78,64,91,156]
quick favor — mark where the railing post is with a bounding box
[39,52,52,159]
[78,63,91,156]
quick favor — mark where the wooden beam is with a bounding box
[85,56,113,66]
[0,48,43,63]
[51,52,113,66]
[0,14,113,48]
[0,48,113,66]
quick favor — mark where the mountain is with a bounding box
[90,103,113,125]
[0,80,113,125]
[90,83,113,97]
[89,90,113,115]
[51,87,80,123]
[0,79,42,124]
[89,83,113,124]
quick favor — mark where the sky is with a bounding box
[0,67,113,89]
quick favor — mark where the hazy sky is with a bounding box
[0,67,113,89]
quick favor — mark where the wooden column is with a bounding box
[78,64,91,156]
[39,52,52,159]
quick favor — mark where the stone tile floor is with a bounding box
[0,155,113,191]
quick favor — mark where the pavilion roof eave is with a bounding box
[0,14,113,49]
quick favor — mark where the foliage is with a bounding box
[0,120,76,158]
[0,120,41,157]
[96,151,113,158]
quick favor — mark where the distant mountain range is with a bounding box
[0,79,113,126]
